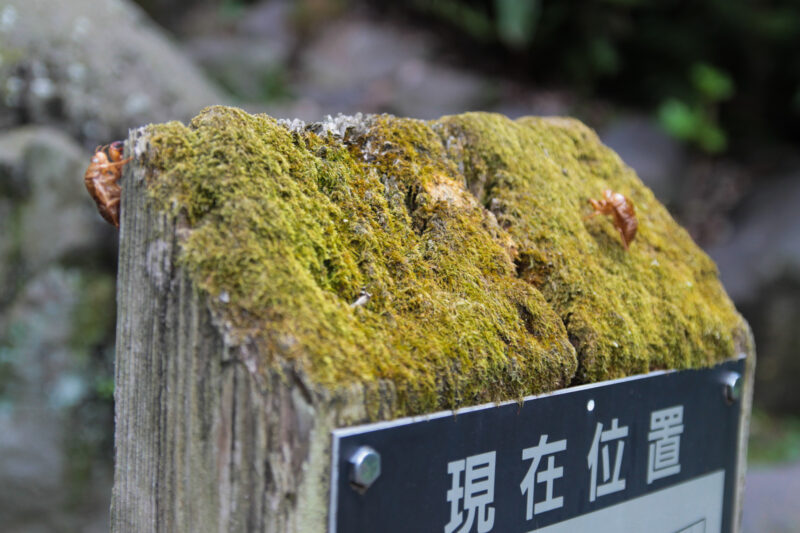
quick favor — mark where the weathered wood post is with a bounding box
[112,107,754,532]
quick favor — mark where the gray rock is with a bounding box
[0,409,67,530]
[296,14,491,119]
[0,126,117,532]
[707,175,800,303]
[182,1,296,101]
[742,460,800,533]
[0,0,225,147]
[708,175,800,413]
[600,115,686,205]
[183,35,290,101]
[0,267,112,533]
[740,279,800,414]
[0,127,111,296]
[1,268,80,407]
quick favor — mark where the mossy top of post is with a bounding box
[138,106,750,417]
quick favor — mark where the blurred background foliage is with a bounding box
[127,0,800,157]
[367,0,800,155]
[1,0,799,531]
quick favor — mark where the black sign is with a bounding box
[330,357,745,533]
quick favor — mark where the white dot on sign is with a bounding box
[586,399,595,412]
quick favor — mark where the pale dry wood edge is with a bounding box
[734,346,756,533]
[111,130,395,533]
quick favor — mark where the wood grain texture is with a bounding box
[111,130,386,533]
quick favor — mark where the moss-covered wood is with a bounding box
[134,106,750,417]
[114,107,754,533]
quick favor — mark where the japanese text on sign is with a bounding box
[442,405,685,532]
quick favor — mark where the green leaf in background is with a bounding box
[403,0,800,147]
[658,98,699,140]
[414,0,495,42]
[749,410,800,464]
[589,37,620,75]
[95,376,115,401]
[695,120,727,153]
[219,0,246,20]
[690,63,735,102]
[792,87,800,114]
[658,98,728,153]
[754,8,800,41]
[495,0,540,48]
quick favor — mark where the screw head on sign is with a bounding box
[349,446,381,490]
[723,372,742,404]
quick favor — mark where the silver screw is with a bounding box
[349,446,381,490]
[723,371,742,404]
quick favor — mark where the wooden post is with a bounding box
[111,109,755,532]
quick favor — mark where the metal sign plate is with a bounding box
[330,357,745,533]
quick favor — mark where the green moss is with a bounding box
[141,106,747,415]
[435,112,748,382]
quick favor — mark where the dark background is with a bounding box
[0,0,798,531]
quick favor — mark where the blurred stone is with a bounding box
[600,115,686,205]
[708,175,800,303]
[742,460,800,533]
[182,1,296,102]
[259,97,325,123]
[0,269,79,393]
[0,127,116,531]
[300,17,423,92]
[20,128,112,268]
[131,0,206,30]
[0,127,112,302]
[0,0,225,148]
[708,175,800,413]
[491,88,575,120]
[0,409,67,531]
[740,280,800,415]
[388,61,495,120]
[0,128,33,199]
[237,0,295,39]
[673,158,749,248]
[296,13,491,118]
[0,267,113,533]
